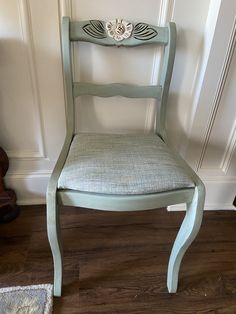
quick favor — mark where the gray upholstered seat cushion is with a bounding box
[58,133,194,194]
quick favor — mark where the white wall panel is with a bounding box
[0,0,44,158]
[167,0,211,151]
[1,0,66,203]
[182,0,236,210]
[200,44,236,172]
[28,0,66,160]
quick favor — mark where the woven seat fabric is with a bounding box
[58,133,194,194]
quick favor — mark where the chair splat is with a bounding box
[70,19,168,46]
[72,82,162,99]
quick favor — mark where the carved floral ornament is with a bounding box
[83,19,158,41]
[106,19,133,41]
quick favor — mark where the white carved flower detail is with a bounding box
[106,19,133,41]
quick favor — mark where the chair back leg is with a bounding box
[167,184,205,292]
[47,195,63,297]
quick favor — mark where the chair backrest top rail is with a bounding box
[73,82,162,99]
[69,19,168,46]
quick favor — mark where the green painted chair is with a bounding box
[47,17,205,297]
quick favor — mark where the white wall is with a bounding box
[1,0,234,210]
[184,0,236,210]
[0,0,66,204]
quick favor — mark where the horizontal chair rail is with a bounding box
[70,21,168,46]
[73,82,162,99]
[57,188,195,211]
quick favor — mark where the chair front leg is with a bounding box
[47,192,63,297]
[167,184,205,293]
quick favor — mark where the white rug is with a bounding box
[0,284,53,314]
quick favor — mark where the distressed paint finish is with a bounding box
[47,16,205,297]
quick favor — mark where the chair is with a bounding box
[47,17,205,297]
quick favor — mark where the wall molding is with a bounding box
[220,119,236,174]
[185,0,222,158]
[16,0,46,159]
[144,0,175,132]
[197,15,236,171]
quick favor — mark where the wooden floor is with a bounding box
[0,206,236,313]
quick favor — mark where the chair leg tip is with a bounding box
[53,287,62,297]
[167,282,177,293]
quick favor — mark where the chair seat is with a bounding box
[58,133,195,195]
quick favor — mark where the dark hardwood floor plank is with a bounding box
[0,206,236,313]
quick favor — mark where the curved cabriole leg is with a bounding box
[47,192,63,297]
[167,184,205,293]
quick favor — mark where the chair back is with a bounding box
[61,17,176,138]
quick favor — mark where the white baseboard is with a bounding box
[168,179,236,211]
[17,198,46,206]
[5,172,49,205]
[167,204,186,211]
[168,203,235,211]
[4,173,236,210]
